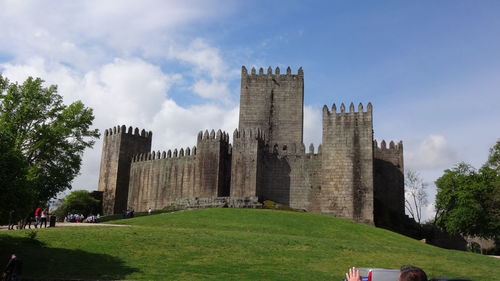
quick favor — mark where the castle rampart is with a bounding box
[98,66,405,227]
[126,129,231,212]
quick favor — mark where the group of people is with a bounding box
[65,213,85,223]
[85,214,100,223]
[6,207,50,230]
[33,207,49,228]
[65,213,100,223]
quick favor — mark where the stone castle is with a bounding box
[98,66,404,224]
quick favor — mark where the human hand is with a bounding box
[345,267,361,281]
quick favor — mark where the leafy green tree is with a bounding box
[0,74,99,209]
[434,140,500,239]
[55,190,101,217]
[0,130,35,224]
[486,140,500,171]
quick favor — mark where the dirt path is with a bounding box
[0,222,130,231]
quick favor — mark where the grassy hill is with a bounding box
[0,208,498,280]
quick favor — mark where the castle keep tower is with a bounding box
[239,66,304,149]
[98,126,152,214]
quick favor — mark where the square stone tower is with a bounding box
[98,125,152,214]
[239,66,304,149]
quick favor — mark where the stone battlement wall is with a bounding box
[230,128,265,197]
[373,140,405,214]
[126,129,231,212]
[261,152,322,212]
[128,153,198,211]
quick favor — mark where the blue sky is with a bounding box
[1,0,499,220]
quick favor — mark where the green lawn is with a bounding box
[1,208,498,280]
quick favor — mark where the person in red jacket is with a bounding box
[34,207,42,228]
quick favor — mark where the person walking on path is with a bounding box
[34,207,42,228]
[40,209,48,228]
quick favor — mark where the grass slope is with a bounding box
[1,208,498,280]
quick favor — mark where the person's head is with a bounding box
[399,265,427,281]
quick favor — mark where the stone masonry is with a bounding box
[97,66,405,224]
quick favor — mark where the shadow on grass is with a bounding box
[0,235,139,280]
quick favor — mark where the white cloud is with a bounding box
[171,38,231,79]
[192,79,231,100]
[1,57,239,190]
[406,135,459,170]
[171,39,237,102]
[82,58,182,125]
[0,0,240,188]
[0,0,233,69]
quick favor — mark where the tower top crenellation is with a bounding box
[241,66,303,77]
[104,125,152,139]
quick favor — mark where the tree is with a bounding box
[55,190,101,217]
[486,140,500,171]
[404,169,428,224]
[434,141,500,239]
[0,130,35,224]
[0,74,99,210]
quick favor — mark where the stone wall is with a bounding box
[171,196,262,210]
[196,130,231,197]
[230,128,265,197]
[128,149,197,211]
[321,103,374,224]
[290,149,322,212]
[374,140,405,214]
[98,125,152,215]
[259,152,321,211]
[239,66,304,148]
[127,129,231,212]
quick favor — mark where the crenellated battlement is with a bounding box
[197,129,230,143]
[104,125,152,139]
[232,128,266,141]
[241,66,303,79]
[373,139,403,151]
[132,146,197,163]
[322,103,373,129]
[322,102,372,116]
